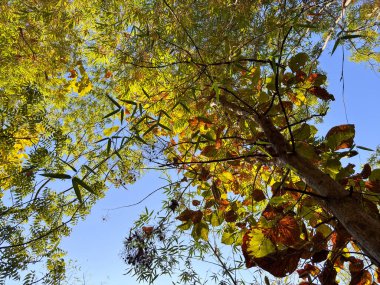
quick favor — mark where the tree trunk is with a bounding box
[256,114,380,266]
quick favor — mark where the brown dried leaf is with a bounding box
[308,86,335,101]
[361,163,371,179]
[224,210,238,222]
[252,189,266,202]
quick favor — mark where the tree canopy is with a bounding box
[0,0,379,284]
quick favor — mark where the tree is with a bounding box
[0,0,379,284]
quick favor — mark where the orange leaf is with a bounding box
[105,70,113,78]
[271,215,301,246]
[142,226,154,235]
[68,69,77,78]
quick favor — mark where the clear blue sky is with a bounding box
[57,50,379,284]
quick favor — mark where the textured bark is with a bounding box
[256,114,380,265]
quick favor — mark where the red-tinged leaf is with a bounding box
[242,232,255,268]
[307,73,327,86]
[252,189,266,202]
[105,70,112,78]
[366,180,380,194]
[326,124,355,150]
[308,86,335,101]
[176,209,195,222]
[318,260,338,285]
[297,268,309,279]
[331,223,351,249]
[311,231,328,251]
[211,183,221,201]
[262,205,283,220]
[271,215,301,246]
[350,269,372,285]
[142,226,154,235]
[200,145,217,157]
[295,70,307,82]
[68,69,77,78]
[349,257,364,273]
[254,248,302,277]
[199,167,210,181]
[215,138,222,149]
[191,210,203,224]
[298,264,320,278]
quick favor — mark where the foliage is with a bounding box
[0,0,379,284]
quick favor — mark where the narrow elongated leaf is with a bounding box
[58,158,77,172]
[106,138,111,154]
[106,94,121,109]
[84,165,96,174]
[72,178,83,203]
[119,99,137,105]
[331,34,364,55]
[72,177,96,195]
[356,145,374,152]
[41,173,71,179]
[103,109,120,119]
[141,87,150,98]
[120,109,124,124]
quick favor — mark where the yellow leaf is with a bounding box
[103,126,119,137]
[219,171,234,183]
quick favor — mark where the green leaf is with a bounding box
[295,23,317,29]
[332,34,364,55]
[84,165,96,174]
[120,109,124,124]
[221,230,234,245]
[72,178,83,203]
[143,124,157,137]
[178,221,192,231]
[247,228,276,258]
[134,135,148,145]
[191,221,209,241]
[369,169,380,181]
[210,211,223,227]
[119,99,137,105]
[326,124,355,150]
[40,173,71,179]
[293,124,311,141]
[114,149,122,160]
[58,158,77,172]
[158,123,171,132]
[106,138,111,155]
[356,145,374,152]
[324,159,341,178]
[288,52,309,72]
[72,177,97,195]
